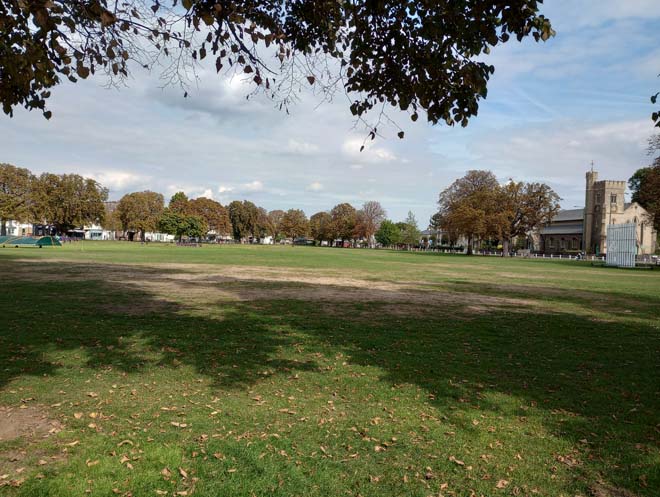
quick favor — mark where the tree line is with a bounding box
[0,162,422,246]
[110,191,422,246]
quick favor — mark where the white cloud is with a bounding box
[287,139,320,155]
[342,138,397,163]
[242,180,264,192]
[306,181,324,192]
[85,170,149,191]
[218,185,234,194]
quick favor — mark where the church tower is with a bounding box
[583,169,597,253]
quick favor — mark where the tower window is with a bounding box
[610,194,617,204]
[595,193,601,204]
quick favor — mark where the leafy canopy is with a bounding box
[116,190,165,237]
[158,209,206,240]
[375,219,402,247]
[1,0,554,129]
[0,163,34,226]
[309,211,332,244]
[188,197,232,236]
[32,173,108,233]
[280,209,309,239]
[628,135,660,231]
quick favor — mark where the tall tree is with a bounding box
[355,201,386,248]
[158,210,205,241]
[33,173,108,234]
[116,191,164,241]
[400,211,421,248]
[265,210,285,241]
[436,170,502,255]
[375,220,402,248]
[1,1,553,127]
[309,211,332,245]
[254,207,270,239]
[187,197,231,236]
[228,200,259,242]
[0,163,34,236]
[629,137,660,231]
[280,209,309,240]
[169,192,190,214]
[330,203,357,245]
[498,181,560,255]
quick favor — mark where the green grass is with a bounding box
[0,242,659,496]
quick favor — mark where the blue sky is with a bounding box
[1,0,659,225]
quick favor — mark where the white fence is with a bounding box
[606,223,637,268]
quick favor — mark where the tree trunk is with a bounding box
[502,238,510,257]
[0,219,6,237]
[467,236,473,256]
[140,229,145,242]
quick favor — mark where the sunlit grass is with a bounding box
[0,243,658,496]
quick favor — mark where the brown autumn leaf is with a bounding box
[74,412,83,419]
[496,479,509,489]
[178,467,188,479]
[161,467,172,478]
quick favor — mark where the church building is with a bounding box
[537,170,656,255]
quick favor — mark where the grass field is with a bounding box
[0,242,658,497]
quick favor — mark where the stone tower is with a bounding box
[583,170,626,254]
[583,170,597,253]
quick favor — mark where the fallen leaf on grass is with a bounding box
[496,479,509,489]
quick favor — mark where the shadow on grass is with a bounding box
[0,259,658,495]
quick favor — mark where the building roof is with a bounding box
[552,208,584,222]
[539,223,583,235]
